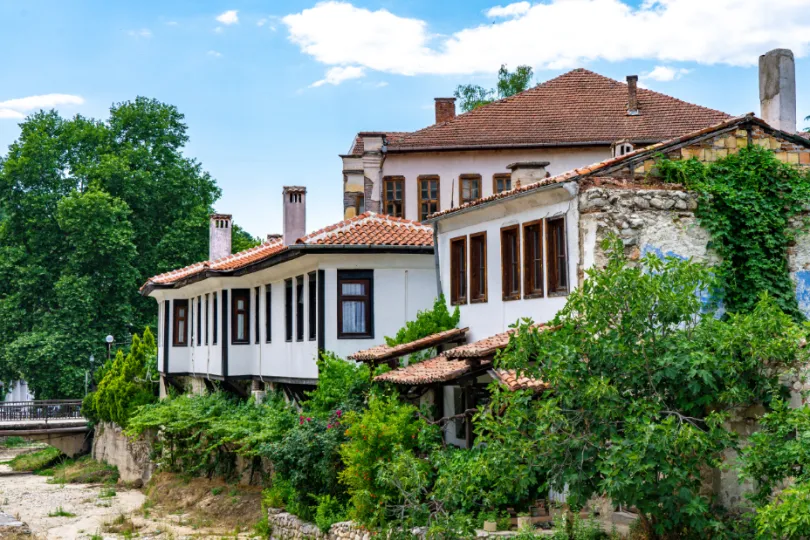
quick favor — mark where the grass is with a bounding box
[47,506,76,518]
[2,436,27,448]
[8,446,63,472]
[103,513,140,537]
[48,456,119,485]
[99,486,117,499]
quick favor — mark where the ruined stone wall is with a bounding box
[92,422,155,487]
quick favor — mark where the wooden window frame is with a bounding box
[285,279,293,342]
[308,272,317,341]
[337,270,374,339]
[196,296,202,346]
[469,231,488,303]
[417,175,440,221]
[523,220,544,299]
[546,216,569,296]
[172,299,189,347]
[204,294,209,345]
[382,176,405,218]
[231,288,251,345]
[265,285,272,343]
[254,287,261,344]
[296,276,305,342]
[493,173,511,195]
[449,235,468,305]
[212,292,218,345]
[501,225,521,301]
[459,174,482,205]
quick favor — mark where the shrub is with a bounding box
[10,446,63,472]
[315,494,348,532]
[754,482,810,539]
[385,295,460,347]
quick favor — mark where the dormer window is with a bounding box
[612,141,634,158]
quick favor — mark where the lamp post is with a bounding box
[106,335,114,362]
[85,354,95,397]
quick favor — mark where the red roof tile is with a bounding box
[388,69,730,152]
[491,369,548,393]
[349,132,409,155]
[374,356,487,385]
[349,327,469,362]
[142,212,433,291]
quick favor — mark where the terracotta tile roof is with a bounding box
[349,327,469,362]
[349,132,409,155]
[427,114,783,221]
[142,213,433,291]
[374,356,489,385]
[388,69,730,152]
[491,369,548,393]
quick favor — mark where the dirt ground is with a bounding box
[0,447,264,539]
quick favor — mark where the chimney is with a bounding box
[760,49,797,133]
[507,161,550,188]
[435,97,456,124]
[626,75,639,116]
[283,186,307,246]
[209,214,232,261]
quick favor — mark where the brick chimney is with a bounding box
[507,161,550,188]
[626,75,639,116]
[283,186,307,246]
[435,98,456,124]
[209,214,232,261]
[760,49,796,133]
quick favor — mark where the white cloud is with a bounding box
[375,81,389,88]
[207,50,223,58]
[257,18,267,26]
[216,10,239,25]
[282,0,810,76]
[486,2,531,18]
[127,28,152,38]
[214,26,223,34]
[310,65,366,87]
[0,94,84,120]
[642,65,691,82]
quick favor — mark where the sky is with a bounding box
[2,0,810,238]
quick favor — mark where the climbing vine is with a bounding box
[659,144,810,320]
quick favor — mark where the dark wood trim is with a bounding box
[308,272,317,341]
[296,275,305,342]
[492,173,511,195]
[162,300,170,372]
[172,299,189,347]
[204,294,209,345]
[254,287,261,344]
[522,219,544,298]
[285,278,293,342]
[417,175,441,221]
[231,288,251,345]
[449,235,468,306]
[317,270,326,352]
[222,290,229,378]
[469,231,487,303]
[265,284,272,343]
[546,216,569,295]
[197,296,202,346]
[382,175,405,218]
[212,292,219,345]
[500,225,521,301]
[458,174,482,206]
[337,270,374,339]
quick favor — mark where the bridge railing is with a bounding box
[0,400,84,422]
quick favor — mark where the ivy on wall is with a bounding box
[659,144,810,320]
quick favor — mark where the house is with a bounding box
[341,69,730,222]
[141,187,437,399]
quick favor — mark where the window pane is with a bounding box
[178,321,185,343]
[342,282,365,296]
[237,314,245,341]
[342,300,366,333]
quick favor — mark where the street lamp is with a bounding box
[106,335,114,362]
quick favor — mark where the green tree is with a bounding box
[0,98,240,397]
[453,64,534,113]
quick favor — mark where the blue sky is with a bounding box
[1,0,810,237]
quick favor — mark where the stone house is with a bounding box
[141,187,437,399]
[341,69,730,222]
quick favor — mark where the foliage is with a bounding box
[47,455,119,485]
[752,482,810,539]
[658,145,810,320]
[304,351,370,418]
[491,237,808,538]
[83,328,158,427]
[9,446,63,472]
[454,64,534,112]
[385,295,460,347]
[2,436,26,448]
[315,494,349,533]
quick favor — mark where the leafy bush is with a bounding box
[9,446,63,472]
[315,494,348,532]
[304,351,370,418]
[753,482,810,539]
[385,295,460,347]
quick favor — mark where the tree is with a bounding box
[486,238,807,538]
[453,64,534,113]
[0,98,245,397]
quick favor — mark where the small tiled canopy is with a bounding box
[349,327,469,363]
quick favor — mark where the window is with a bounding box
[265,285,272,343]
[213,292,218,345]
[501,225,521,300]
[418,176,440,221]
[523,220,544,298]
[337,270,373,339]
[285,279,293,342]
[493,174,511,194]
[459,175,482,205]
[449,236,467,305]
[382,176,404,218]
[546,217,569,295]
[308,272,317,341]
[204,294,209,345]
[231,289,250,344]
[296,276,305,342]
[197,297,202,346]
[255,287,261,344]
[172,299,189,347]
[470,232,487,303]
[190,300,194,346]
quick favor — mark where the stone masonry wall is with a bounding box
[92,422,155,487]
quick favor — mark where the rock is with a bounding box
[633,197,650,210]
[674,199,688,210]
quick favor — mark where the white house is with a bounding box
[341,69,730,223]
[141,187,437,397]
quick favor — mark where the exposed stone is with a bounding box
[92,422,155,487]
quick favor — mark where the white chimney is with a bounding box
[760,49,796,133]
[283,186,307,246]
[507,161,550,189]
[209,214,232,261]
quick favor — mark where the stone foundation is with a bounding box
[92,422,155,486]
[268,509,370,540]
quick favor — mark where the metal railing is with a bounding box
[0,400,84,422]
